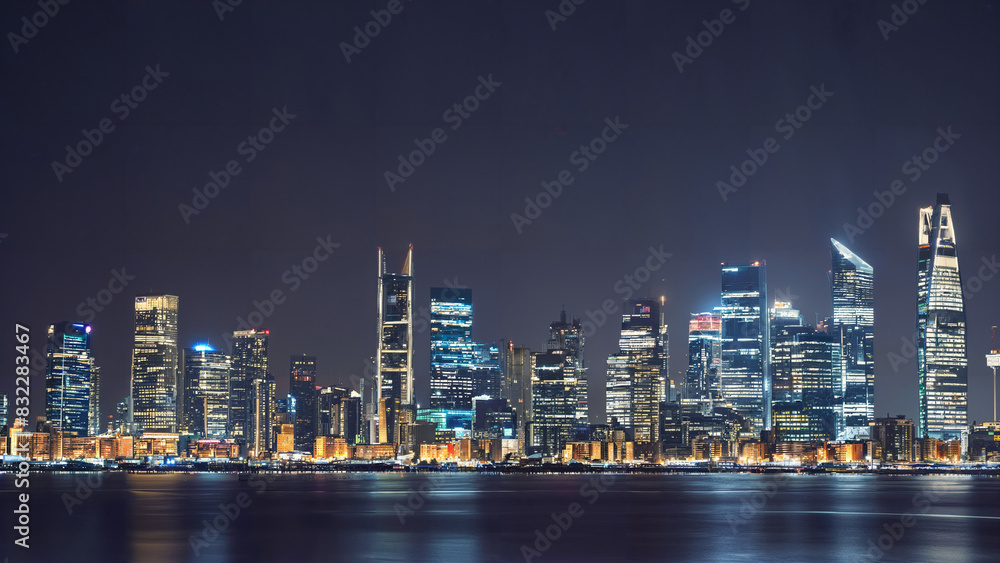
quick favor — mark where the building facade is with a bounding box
[130,295,179,434]
[290,354,318,452]
[430,287,475,410]
[831,238,875,439]
[719,264,770,433]
[181,344,230,439]
[45,322,93,436]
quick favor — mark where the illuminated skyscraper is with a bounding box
[604,299,666,444]
[686,313,721,411]
[251,373,276,456]
[45,322,93,436]
[531,351,576,455]
[130,295,179,434]
[771,330,839,441]
[290,354,317,452]
[499,341,533,451]
[547,311,587,429]
[831,238,875,439]
[769,302,805,404]
[88,363,101,436]
[230,328,269,446]
[377,246,414,401]
[181,344,230,439]
[429,287,475,410]
[917,194,968,439]
[719,263,770,433]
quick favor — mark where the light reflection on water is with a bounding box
[1,473,997,562]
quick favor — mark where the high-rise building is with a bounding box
[317,385,349,436]
[130,295,179,434]
[686,313,721,411]
[340,392,362,445]
[181,344,230,439]
[531,351,577,455]
[604,299,666,444]
[917,194,968,439]
[45,322,93,436]
[719,263,770,433]
[547,311,587,429]
[0,393,8,430]
[250,373,276,456]
[231,329,269,448]
[289,355,317,452]
[769,303,806,405]
[430,287,475,410]
[472,343,503,399]
[831,238,875,440]
[499,341,532,451]
[871,415,915,463]
[376,246,414,441]
[112,397,130,434]
[771,330,839,441]
[88,363,101,436]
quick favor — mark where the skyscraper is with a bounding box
[771,330,839,441]
[430,287,475,410]
[377,246,413,447]
[917,194,968,439]
[181,344,230,439]
[531,351,577,455]
[45,322,93,436]
[88,363,101,436]
[719,263,770,433]
[686,313,721,411]
[831,238,875,439]
[604,299,666,444]
[131,295,179,434]
[499,341,533,452]
[251,373,276,456]
[547,311,587,429]
[230,329,269,447]
[290,355,318,452]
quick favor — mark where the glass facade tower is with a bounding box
[429,287,475,410]
[45,322,93,436]
[917,193,968,439]
[831,238,875,439]
[130,295,179,434]
[719,263,770,433]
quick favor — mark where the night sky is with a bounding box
[2,1,998,428]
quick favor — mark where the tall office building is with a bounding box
[181,344,230,439]
[230,329,269,447]
[719,263,770,433]
[430,287,475,410]
[604,299,666,443]
[917,194,968,439]
[130,295,179,434]
[0,393,7,430]
[88,363,101,436]
[547,311,587,428]
[771,330,839,441]
[531,351,577,455]
[472,343,503,399]
[376,246,414,441]
[686,313,721,410]
[831,238,875,440]
[769,302,805,404]
[290,355,318,452]
[317,385,349,436]
[250,373,276,456]
[45,322,93,436]
[500,341,533,451]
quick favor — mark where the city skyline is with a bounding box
[2,1,999,437]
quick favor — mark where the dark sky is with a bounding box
[2,0,998,428]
